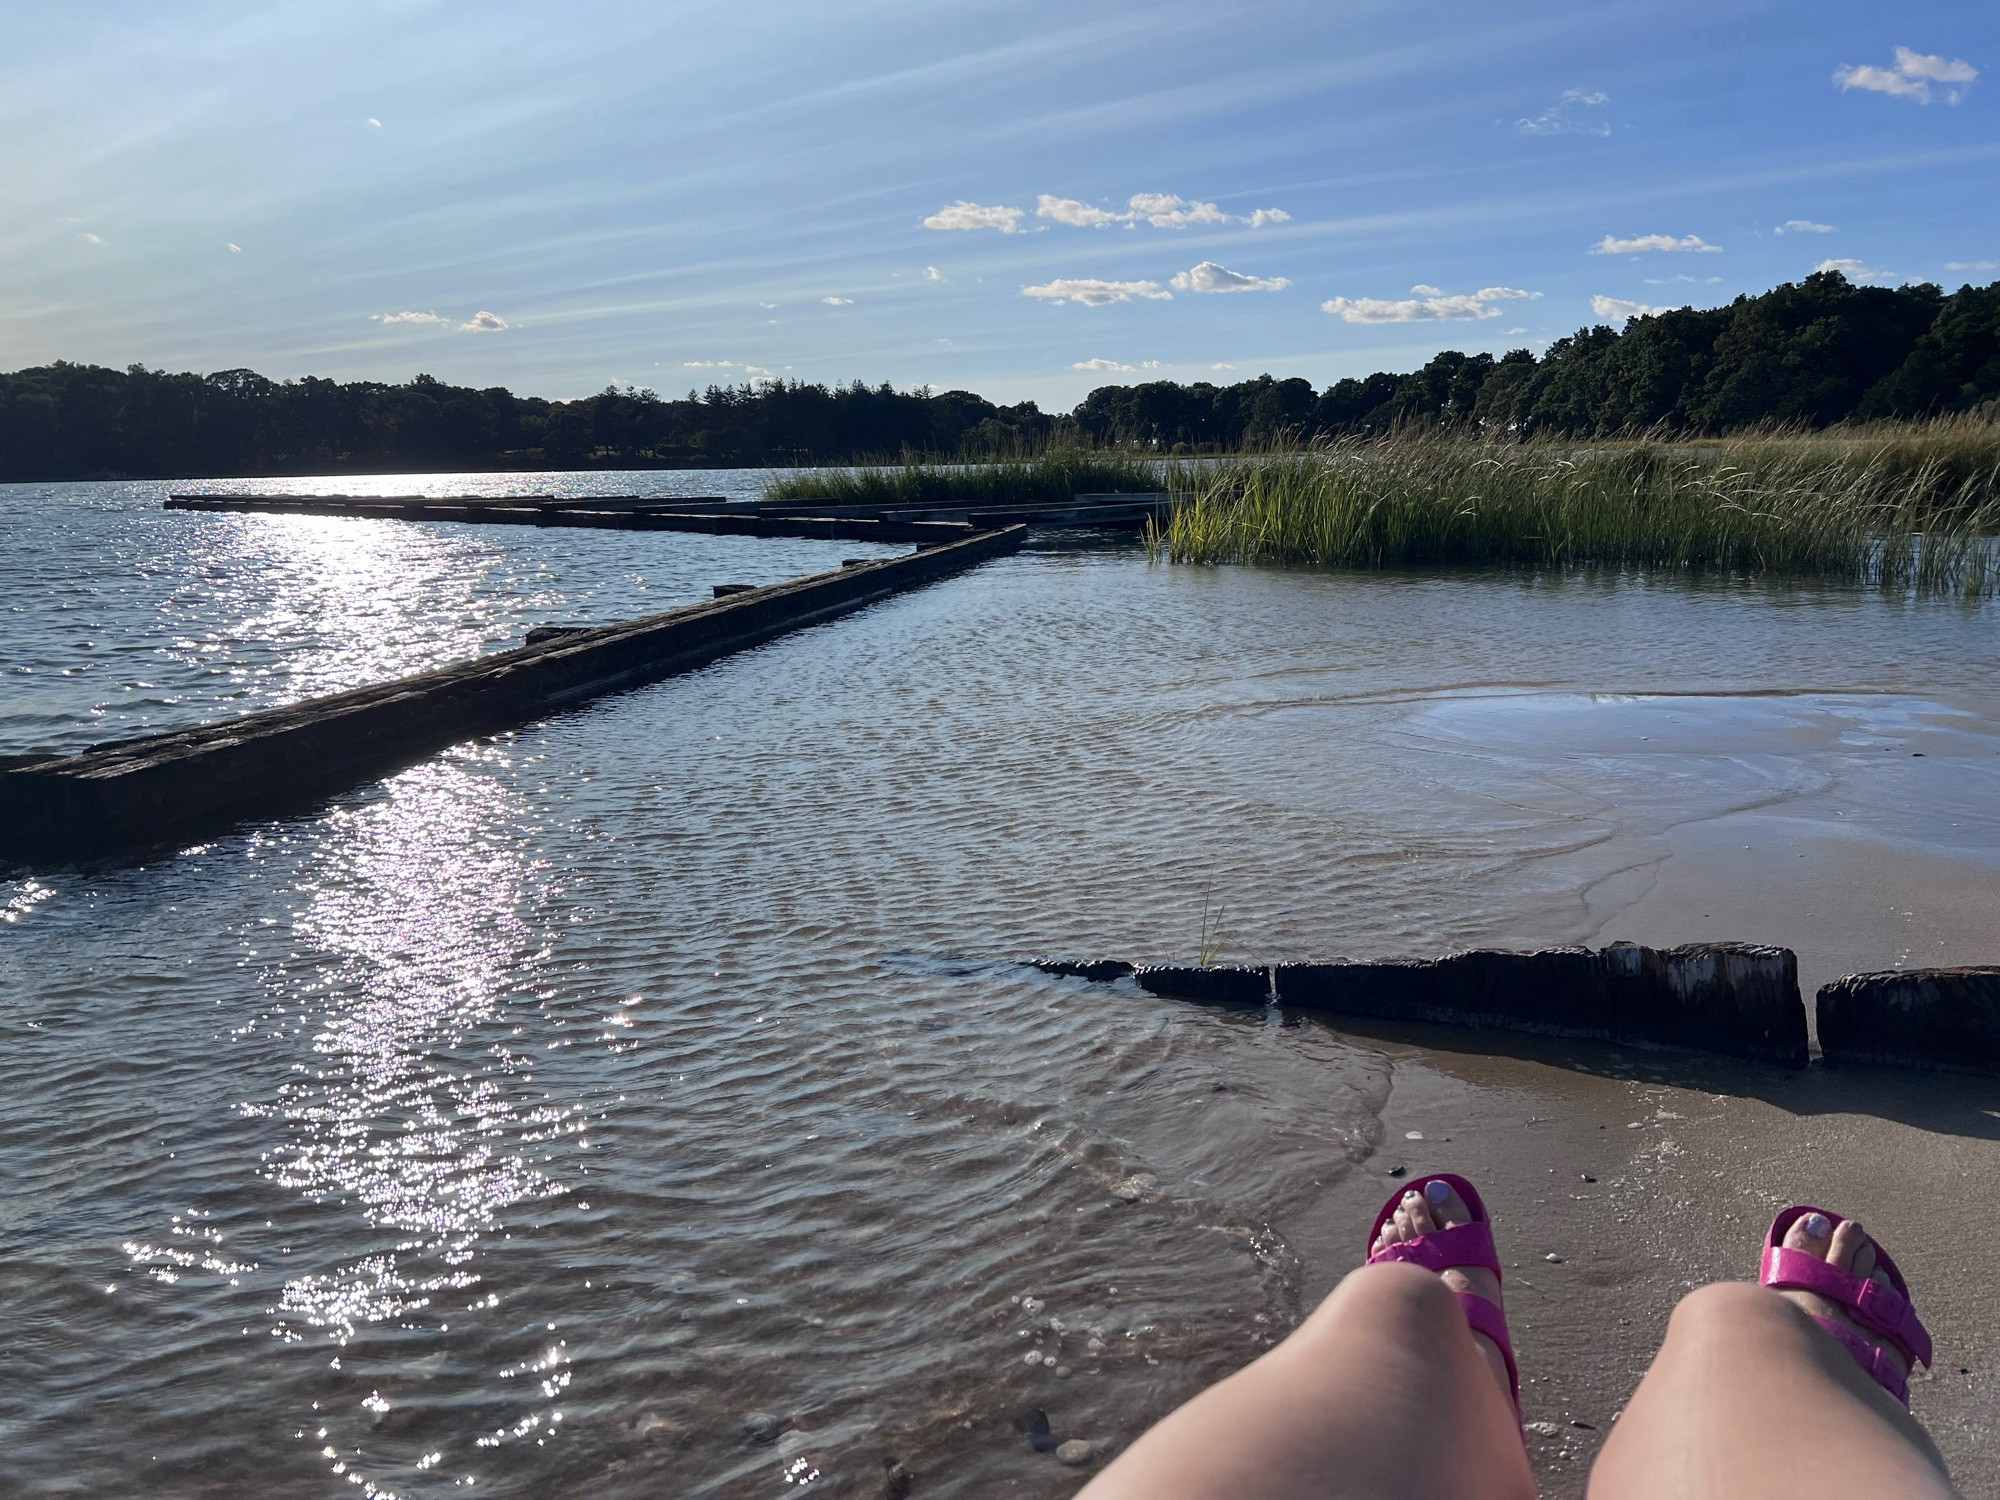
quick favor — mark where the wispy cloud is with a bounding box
[1814,257,1901,284]
[1592,295,1679,321]
[1034,192,1286,229]
[1835,48,1978,105]
[821,296,853,305]
[461,310,507,331]
[1321,284,1535,323]
[1211,363,1237,370]
[227,242,242,253]
[922,200,1025,233]
[1170,261,1290,293]
[366,117,382,129]
[922,265,944,282]
[1645,274,1722,285]
[684,360,773,375]
[1592,233,1721,254]
[1946,259,1998,272]
[1517,88,1611,136]
[1073,357,1135,371]
[1775,219,1835,234]
[79,231,103,245]
[371,310,449,325]
[1022,277,1172,306]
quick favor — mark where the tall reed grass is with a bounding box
[761,447,1167,509]
[1147,426,2000,596]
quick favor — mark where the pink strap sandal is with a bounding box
[1365,1172,1521,1418]
[1760,1205,1933,1406]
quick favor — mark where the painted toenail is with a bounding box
[1402,1191,1419,1203]
[1425,1180,1450,1204]
[1804,1213,1830,1237]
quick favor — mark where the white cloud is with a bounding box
[1170,261,1290,293]
[1211,362,1236,370]
[1037,195,1126,228]
[366,117,382,128]
[226,242,242,253]
[1835,48,1978,105]
[922,265,944,282]
[1141,360,1164,368]
[79,232,103,244]
[1128,192,1230,229]
[1032,192,1282,230]
[758,301,778,309]
[1022,277,1172,306]
[1645,274,1723,285]
[1946,259,1999,272]
[1073,358,1135,371]
[1776,220,1835,235]
[1592,295,1679,321]
[461,310,507,331]
[1592,233,1722,254]
[371,310,448,325]
[1321,284,1536,323]
[821,296,853,305]
[683,360,772,375]
[922,200,1025,233]
[1517,88,1612,136]
[1814,257,1901,284]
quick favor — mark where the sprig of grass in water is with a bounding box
[762,446,1172,510]
[1195,891,1227,968]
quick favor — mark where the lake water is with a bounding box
[3,473,1997,1497]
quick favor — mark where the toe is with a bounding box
[1784,1210,1835,1256]
[1404,1187,1439,1236]
[1828,1217,1870,1273]
[1424,1177,1473,1231]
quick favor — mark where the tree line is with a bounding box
[2,269,1995,481]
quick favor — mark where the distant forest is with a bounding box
[3,269,1996,481]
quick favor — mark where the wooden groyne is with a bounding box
[1032,943,1810,1068]
[0,525,1024,866]
[162,489,1170,538]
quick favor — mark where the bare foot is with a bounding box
[1772,1212,1911,1385]
[1370,1178,1514,1406]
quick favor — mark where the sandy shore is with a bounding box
[1267,1018,1998,1498]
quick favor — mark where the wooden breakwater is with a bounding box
[1033,947,2000,1074]
[162,489,1170,538]
[1033,944,1810,1068]
[0,525,1024,866]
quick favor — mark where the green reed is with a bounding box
[762,447,1168,510]
[1145,425,2000,596]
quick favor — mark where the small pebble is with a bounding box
[1055,1366,1072,1378]
[1386,1165,1406,1178]
[1055,1439,1097,1466]
[1571,1420,1596,1430]
[1581,1174,1597,1183]
[1544,1253,1564,1263]
[1404,1131,1424,1140]
[742,1412,782,1444]
[1525,1421,1561,1437]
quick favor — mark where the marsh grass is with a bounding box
[761,447,1168,509]
[1147,421,2000,596]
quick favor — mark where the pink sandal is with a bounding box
[1760,1205,1933,1406]
[1365,1172,1521,1418]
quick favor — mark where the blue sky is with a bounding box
[1,0,1995,405]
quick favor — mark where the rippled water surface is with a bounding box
[3,475,1998,1497]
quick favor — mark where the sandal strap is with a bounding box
[1808,1313,1911,1406]
[1761,1245,1932,1369]
[1455,1290,1522,1417]
[1367,1219,1502,1281]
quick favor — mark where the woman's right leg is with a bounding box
[1588,1216,1957,1499]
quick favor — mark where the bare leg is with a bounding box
[1589,1213,1957,1499]
[1079,1258,1532,1500]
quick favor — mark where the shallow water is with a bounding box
[2,474,1997,1496]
